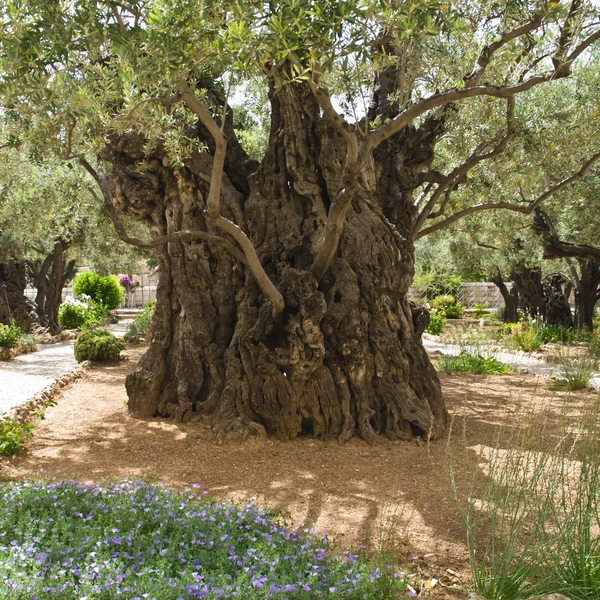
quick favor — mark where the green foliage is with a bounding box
[73,272,123,311]
[0,480,409,598]
[439,350,511,375]
[494,303,506,321]
[0,417,34,455]
[431,294,464,319]
[552,351,598,391]
[57,298,108,329]
[425,308,446,335]
[73,329,124,363]
[471,302,489,319]
[414,270,463,302]
[123,300,154,343]
[0,321,22,349]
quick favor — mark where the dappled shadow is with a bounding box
[5,350,598,594]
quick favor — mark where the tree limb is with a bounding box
[360,21,600,158]
[464,14,543,89]
[78,156,248,265]
[417,148,600,239]
[412,97,516,239]
[534,207,600,264]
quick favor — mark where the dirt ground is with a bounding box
[3,345,597,599]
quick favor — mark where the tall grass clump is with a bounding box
[0,480,408,599]
[553,350,598,391]
[448,404,600,600]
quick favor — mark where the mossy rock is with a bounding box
[74,329,124,363]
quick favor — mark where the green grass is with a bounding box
[552,351,598,391]
[439,350,512,375]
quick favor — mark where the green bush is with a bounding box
[426,308,446,335]
[57,300,87,329]
[74,329,124,362]
[123,300,154,343]
[431,294,464,319]
[58,298,108,329]
[0,322,22,349]
[414,270,463,301]
[471,302,488,319]
[0,417,35,455]
[73,271,123,311]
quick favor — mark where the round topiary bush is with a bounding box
[73,272,123,311]
[73,329,124,362]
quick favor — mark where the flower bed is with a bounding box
[0,480,406,599]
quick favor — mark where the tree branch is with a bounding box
[534,207,600,264]
[417,148,600,239]
[360,19,599,159]
[464,14,543,89]
[412,97,516,239]
[177,80,225,220]
[78,156,248,265]
[288,53,359,161]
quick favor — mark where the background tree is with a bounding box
[1,1,599,441]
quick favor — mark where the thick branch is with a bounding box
[553,0,583,70]
[288,53,359,161]
[177,80,284,319]
[534,208,600,264]
[79,157,248,265]
[178,80,226,219]
[417,149,600,238]
[464,14,543,89]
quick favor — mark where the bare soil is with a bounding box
[3,345,597,599]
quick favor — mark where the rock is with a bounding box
[531,595,571,600]
[467,593,487,600]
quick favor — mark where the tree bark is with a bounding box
[574,260,600,331]
[104,77,448,443]
[511,266,546,320]
[491,271,519,323]
[0,262,40,332]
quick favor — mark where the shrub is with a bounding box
[74,329,124,362]
[0,480,408,599]
[73,271,123,311]
[58,297,108,329]
[439,350,512,375]
[431,294,464,319]
[0,417,34,455]
[0,322,22,349]
[415,271,463,301]
[425,308,446,335]
[494,302,506,321]
[57,298,88,329]
[471,302,488,319]
[123,300,154,343]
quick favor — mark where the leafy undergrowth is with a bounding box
[439,350,512,375]
[0,480,407,599]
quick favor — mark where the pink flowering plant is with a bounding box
[0,480,408,599]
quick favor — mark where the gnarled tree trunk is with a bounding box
[574,260,600,331]
[491,271,519,323]
[105,79,448,443]
[0,262,39,332]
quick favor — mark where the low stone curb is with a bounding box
[6,360,90,424]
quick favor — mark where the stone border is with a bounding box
[7,361,91,424]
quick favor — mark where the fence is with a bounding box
[26,277,508,310]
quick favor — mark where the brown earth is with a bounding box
[2,345,597,599]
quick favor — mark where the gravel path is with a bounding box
[423,336,600,391]
[0,320,132,415]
